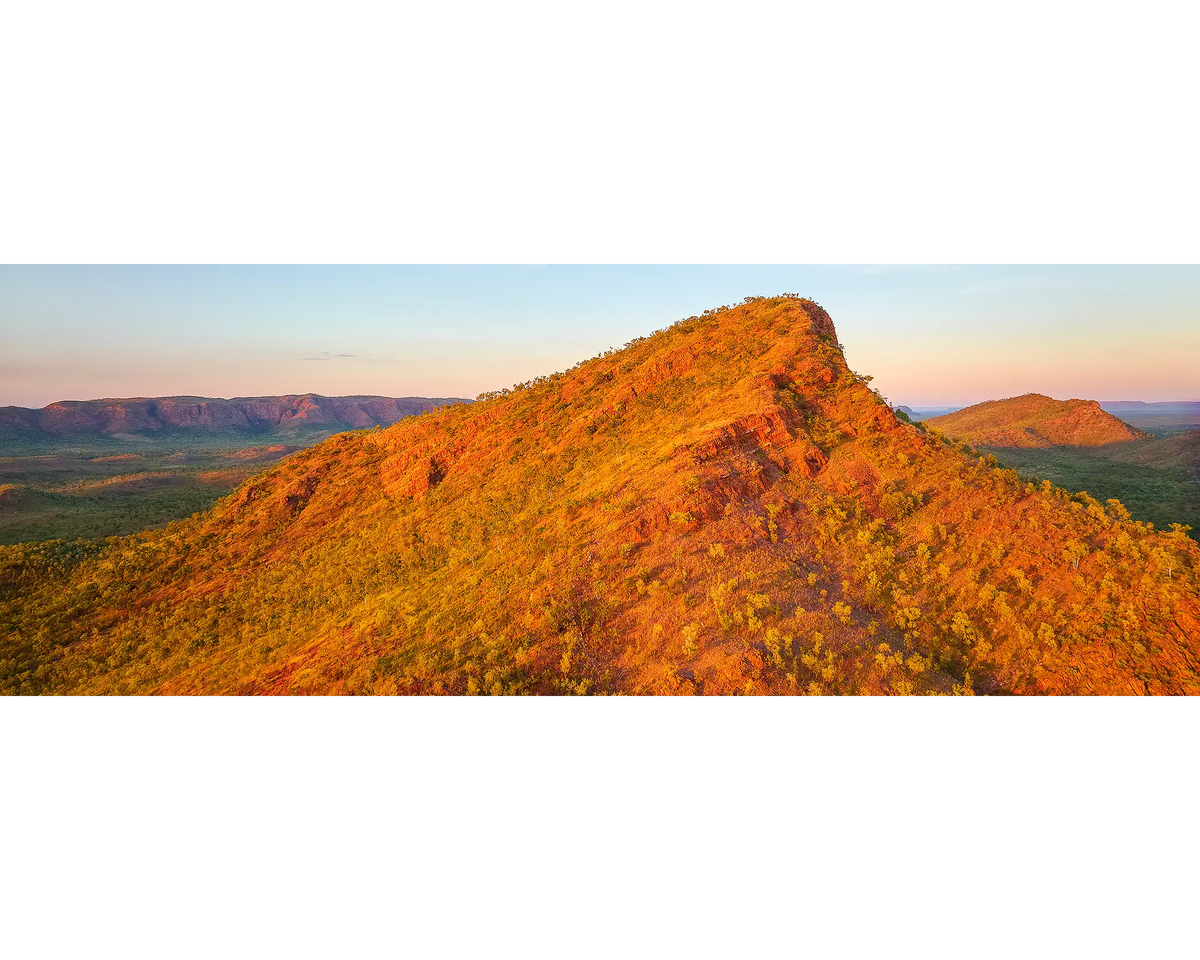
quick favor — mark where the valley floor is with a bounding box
[985,439,1199,540]
[0,443,301,544]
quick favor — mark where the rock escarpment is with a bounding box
[0,395,470,442]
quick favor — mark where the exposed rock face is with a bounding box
[0,394,471,441]
[804,302,840,343]
[925,394,1147,447]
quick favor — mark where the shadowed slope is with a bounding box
[2,298,1198,695]
[1116,428,1200,471]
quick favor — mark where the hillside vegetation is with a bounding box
[2,297,1198,695]
[982,429,1200,542]
[925,394,1147,447]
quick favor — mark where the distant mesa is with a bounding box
[0,394,472,444]
[1098,401,1200,432]
[895,406,961,422]
[924,394,1148,448]
[1100,401,1200,412]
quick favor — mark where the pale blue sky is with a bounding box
[1,266,1197,408]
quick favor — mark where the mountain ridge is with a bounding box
[2,297,1197,695]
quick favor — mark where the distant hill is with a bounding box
[925,394,1147,447]
[3,297,1198,696]
[0,394,471,445]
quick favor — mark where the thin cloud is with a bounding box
[301,352,357,361]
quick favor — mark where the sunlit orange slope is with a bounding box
[2,297,1197,694]
[925,394,1147,447]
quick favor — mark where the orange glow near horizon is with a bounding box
[2,266,1197,408]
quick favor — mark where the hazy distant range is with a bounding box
[899,401,1200,432]
[0,394,472,451]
